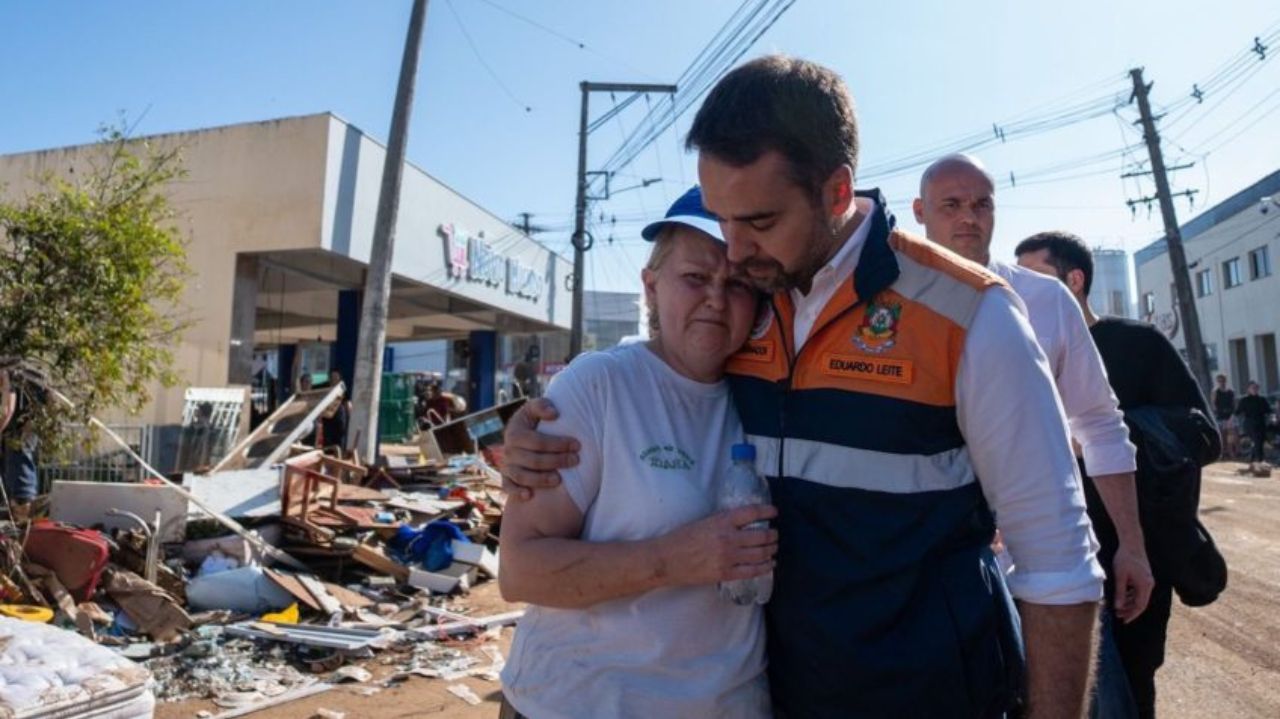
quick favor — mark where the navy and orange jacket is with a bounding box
[726,192,1025,717]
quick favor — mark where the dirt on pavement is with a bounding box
[1156,462,1280,718]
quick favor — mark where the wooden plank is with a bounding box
[321,582,374,609]
[263,569,322,612]
[296,574,343,615]
[210,384,346,473]
[351,543,410,582]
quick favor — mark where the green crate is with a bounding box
[378,398,417,443]
[380,373,416,402]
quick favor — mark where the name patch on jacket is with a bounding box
[737,340,777,363]
[822,353,913,385]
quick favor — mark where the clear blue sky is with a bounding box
[3,0,1278,296]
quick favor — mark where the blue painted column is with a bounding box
[278,344,297,401]
[468,330,497,411]
[332,289,362,389]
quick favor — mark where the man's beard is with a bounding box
[743,218,841,294]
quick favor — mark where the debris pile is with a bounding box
[0,383,524,717]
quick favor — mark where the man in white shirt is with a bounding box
[912,153,1154,624]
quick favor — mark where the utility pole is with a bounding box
[514,212,547,236]
[349,0,429,463]
[1129,67,1212,394]
[570,81,677,359]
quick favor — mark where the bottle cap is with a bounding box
[731,443,756,461]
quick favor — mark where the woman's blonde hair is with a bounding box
[645,226,679,271]
[643,227,678,335]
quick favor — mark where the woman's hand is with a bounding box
[658,504,779,586]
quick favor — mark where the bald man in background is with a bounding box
[914,154,1153,713]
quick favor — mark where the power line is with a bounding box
[1190,84,1280,156]
[1162,24,1279,131]
[860,90,1127,185]
[595,0,797,183]
[471,0,662,81]
[443,0,533,113]
[472,0,585,49]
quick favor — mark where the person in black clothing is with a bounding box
[1211,375,1239,459]
[1,371,45,516]
[1235,381,1271,463]
[318,370,350,450]
[1018,231,1209,719]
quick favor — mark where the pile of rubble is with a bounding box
[0,383,523,718]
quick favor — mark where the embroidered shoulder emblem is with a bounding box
[853,297,901,354]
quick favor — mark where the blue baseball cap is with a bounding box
[641,186,724,243]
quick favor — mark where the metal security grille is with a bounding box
[175,387,249,472]
[37,424,155,492]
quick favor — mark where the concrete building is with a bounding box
[1134,169,1280,394]
[583,290,643,351]
[0,113,572,425]
[1090,248,1134,319]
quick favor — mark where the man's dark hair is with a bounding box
[1015,231,1095,296]
[686,55,859,200]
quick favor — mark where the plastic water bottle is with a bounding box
[717,442,774,605]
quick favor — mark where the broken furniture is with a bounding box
[280,451,398,544]
[428,396,526,456]
[105,509,161,585]
[210,384,346,473]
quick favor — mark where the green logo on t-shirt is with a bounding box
[640,444,695,471]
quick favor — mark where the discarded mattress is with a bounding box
[0,617,155,719]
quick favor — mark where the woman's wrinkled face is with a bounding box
[644,227,758,372]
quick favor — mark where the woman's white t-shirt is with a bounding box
[502,342,769,719]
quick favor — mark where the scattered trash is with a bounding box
[261,602,300,624]
[446,683,483,706]
[2,382,518,716]
[22,521,111,601]
[332,665,373,684]
[188,566,294,613]
[0,604,53,623]
[199,550,242,576]
[224,622,383,650]
[313,709,346,719]
[104,569,193,642]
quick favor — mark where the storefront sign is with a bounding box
[440,223,469,279]
[440,223,545,302]
[507,259,543,301]
[468,234,505,288]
